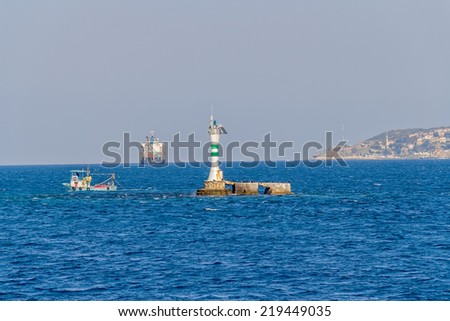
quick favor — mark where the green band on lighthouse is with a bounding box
[211,143,219,157]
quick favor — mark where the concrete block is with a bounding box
[233,182,259,195]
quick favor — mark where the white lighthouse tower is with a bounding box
[207,113,227,181]
[197,113,230,195]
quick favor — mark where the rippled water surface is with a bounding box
[0,161,449,300]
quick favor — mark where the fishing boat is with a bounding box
[63,169,118,191]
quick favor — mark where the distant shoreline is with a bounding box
[317,156,450,161]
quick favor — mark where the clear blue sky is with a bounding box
[1,0,450,165]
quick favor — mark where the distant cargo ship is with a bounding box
[140,133,167,165]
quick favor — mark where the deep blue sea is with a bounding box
[0,161,449,301]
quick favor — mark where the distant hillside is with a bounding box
[338,126,450,159]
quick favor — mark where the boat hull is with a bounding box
[63,183,117,191]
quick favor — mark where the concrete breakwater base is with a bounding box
[197,181,291,196]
